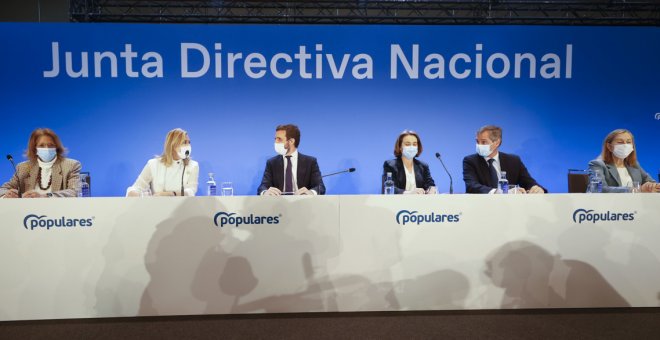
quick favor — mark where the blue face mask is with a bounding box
[37,148,57,162]
[402,146,418,160]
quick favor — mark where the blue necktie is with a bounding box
[488,158,498,189]
[285,156,293,193]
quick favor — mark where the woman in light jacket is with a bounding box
[588,129,658,193]
[127,128,199,196]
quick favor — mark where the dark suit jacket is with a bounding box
[588,158,655,193]
[257,153,325,195]
[462,152,546,194]
[382,157,435,194]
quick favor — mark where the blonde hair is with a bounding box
[601,129,638,167]
[160,128,189,166]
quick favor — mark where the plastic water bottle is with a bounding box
[207,173,217,196]
[384,172,395,195]
[78,173,90,197]
[589,172,602,193]
[498,171,509,194]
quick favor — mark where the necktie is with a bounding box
[285,156,293,193]
[488,158,498,189]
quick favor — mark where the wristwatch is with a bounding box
[46,193,53,197]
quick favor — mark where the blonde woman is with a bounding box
[126,128,199,197]
[588,129,658,193]
[1,128,81,198]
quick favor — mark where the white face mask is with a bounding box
[402,146,418,160]
[274,142,287,156]
[612,144,633,159]
[37,148,57,162]
[177,145,191,160]
[476,144,492,157]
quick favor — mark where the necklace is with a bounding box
[36,167,52,191]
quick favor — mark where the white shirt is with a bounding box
[484,153,502,195]
[34,157,56,196]
[617,167,634,187]
[127,158,199,196]
[404,164,417,191]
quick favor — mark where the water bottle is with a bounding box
[206,172,217,196]
[498,171,509,194]
[589,171,602,193]
[78,173,90,197]
[384,172,395,195]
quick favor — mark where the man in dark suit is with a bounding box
[462,125,546,194]
[258,124,325,196]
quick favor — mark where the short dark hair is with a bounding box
[477,125,502,144]
[394,130,422,157]
[276,124,301,148]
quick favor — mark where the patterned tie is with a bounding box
[488,158,498,189]
[285,156,293,193]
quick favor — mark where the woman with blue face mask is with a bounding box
[0,128,81,198]
[126,128,199,197]
[382,130,437,194]
[588,129,659,193]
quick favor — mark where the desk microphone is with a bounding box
[322,168,356,178]
[435,152,453,194]
[180,150,190,196]
[6,154,22,197]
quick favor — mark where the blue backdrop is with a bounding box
[1,23,658,196]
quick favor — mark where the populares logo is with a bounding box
[572,209,636,224]
[213,212,281,228]
[23,214,94,230]
[396,210,461,226]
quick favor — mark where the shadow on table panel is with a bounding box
[138,198,232,316]
[484,240,629,309]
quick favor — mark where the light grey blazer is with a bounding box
[0,158,82,197]
[588,158,655,193]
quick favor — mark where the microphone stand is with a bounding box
[6,155,22,198]
[435,153,453,194]
[322,168,356,178]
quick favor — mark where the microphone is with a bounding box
[6,154,22,197]
[180,150,190,196]
[322,167,356,178]
[435,152,453,194]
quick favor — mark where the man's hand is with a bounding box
[295,187,312,195]
[509,186,527,194]
[528,185,545,194]
[264,187,282,196]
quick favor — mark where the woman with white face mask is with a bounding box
[382,130,437,194]
[588,129,659,193]
[126,128,199,197]
[0,128,81,198]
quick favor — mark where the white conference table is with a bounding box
[1,194,659,321]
